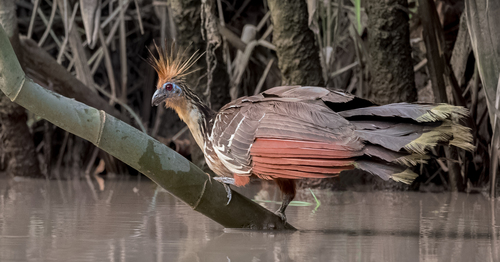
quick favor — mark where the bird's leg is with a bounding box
[213,177,234,205]
[275,192,295,222]
[274,178,296,223]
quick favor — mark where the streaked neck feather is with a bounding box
[165,98,211,150]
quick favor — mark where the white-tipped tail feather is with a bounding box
[391,169,419,184]
[345,103,474,185]
[354,160,418,184]
[415,104,470,122]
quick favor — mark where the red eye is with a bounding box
[165,83,173,91]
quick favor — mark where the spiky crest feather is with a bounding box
[148,42,203,88]
[148,42,213,151]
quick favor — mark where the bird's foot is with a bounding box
[274,210,287,223]
[213,177,233,205]
[221,183,232,205]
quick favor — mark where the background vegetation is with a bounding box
[0,0,497,195]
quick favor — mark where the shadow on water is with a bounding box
[0,176,499,262]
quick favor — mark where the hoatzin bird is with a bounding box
[149,45,474,222]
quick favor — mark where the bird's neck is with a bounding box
[166,98,214,150]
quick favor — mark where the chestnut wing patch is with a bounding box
[250,138,358,180]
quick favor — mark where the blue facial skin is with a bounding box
[152,82,182,106]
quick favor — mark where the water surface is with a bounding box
[0,177,498,261]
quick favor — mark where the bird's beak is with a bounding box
[152,88,167,106]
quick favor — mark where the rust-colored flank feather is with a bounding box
[148,42,203,87]
[250,138,356,180]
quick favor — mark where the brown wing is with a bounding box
[210,85,473,186]
[210,86,364,182]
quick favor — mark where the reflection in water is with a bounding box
[0,177,499,262]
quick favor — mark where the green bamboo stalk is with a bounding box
[0,25,294,230]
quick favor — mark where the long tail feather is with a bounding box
[344,103,474,154]
[403,120,474,154]
[346,103,474,185]
[362,145,429,166]
[354,160,418,184]
[339,103,469,122]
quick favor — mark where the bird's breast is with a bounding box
[202,139,234,178]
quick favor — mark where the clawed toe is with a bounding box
[275,210,287,223]
[222,183,232,205]
[213,177,233,205]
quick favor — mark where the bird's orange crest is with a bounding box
[148,42,203,88]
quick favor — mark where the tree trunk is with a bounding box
[366,0,417,104]
[169,0,230,109]
[169,0,230,171]
[169,0,206,96]
[268,0,324,86]
[0,95,41,177]
[201,0,231,110]
[0,0,41,177]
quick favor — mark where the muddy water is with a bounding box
[0,177,498,262]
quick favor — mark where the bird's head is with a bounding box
[149,42,202,107]
[151,80,184,107]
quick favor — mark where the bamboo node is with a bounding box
[10,74,26,102]
[192,179,209,210]
[95,110,106,146]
